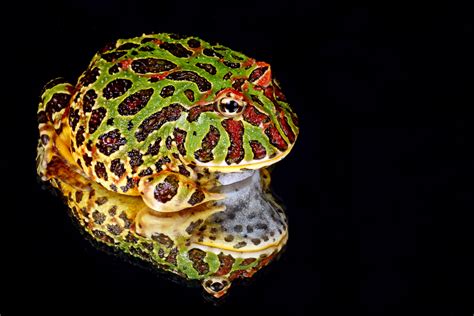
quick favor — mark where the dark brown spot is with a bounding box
[196,62,217,75]
[97,129,127,156]
[251,238,261,245]
[234,241,247,249]
[223,72,232,80]
[107,224,123,235]
[160,85,175,98]
[187,38,201,48]
[249,66,269,82]
[108,64,120,74]
[68,109,80,131]
[241,258,256,266]
[250,140,266,160]
[116,42,139,50]
[135,104,186,142]
[160,42,193,58]
[88,107,106,134]
[184,89,194,102]
[152,233,174,248]
[107,118,114,126]
[82,89,97,112]
[234,225,243,233]
[277,112,296,144]
[83,154,92,167]
[187,103,216,122]
[92,230,114,244]
[188,248,209,275]
[265,125,288,151]
[108,206,117,216]
[119,212,131,228]
[188,190,205,205]
[173,128,187,156]
[154,175,179,203]
[45,93,70,122]
[138,167,153,177]
[185,219,203,234]
[103,79,133,100]
[194,125,220,162]
[203,48,223,58]
[167,71,211,92]
[145,138,161,156]
[75,191,83,203]
[128,149,144,172]
[215,254,235,276]
[101,51,126,62]
[120,177,137,193]
[94,162,108,181]
[75,126,85,147]
[110,158,126,178]
[118,88,154,115]
[92,211,105,224]
[222,119,245,164]
[131,58,177,74]
[80,67,100,86]
[96,196,108,205]
[224,235,234,242]
[231,78,245,91]
[38,111,47,124]
[223,61,240,68]
[166,248,178,265]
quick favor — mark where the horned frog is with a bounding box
[37,33,298,298]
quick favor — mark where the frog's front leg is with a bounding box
[37,78,90,191]
[138,171,224,213]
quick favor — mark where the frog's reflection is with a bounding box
[48,167,288,298]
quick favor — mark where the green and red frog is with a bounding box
[36,33,298,298]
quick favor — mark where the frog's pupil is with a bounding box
[224,100,239,112]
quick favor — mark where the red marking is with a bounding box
[242,105,269,126]
[148,70,173,80]
[120,59,133,70]
[265,125,288,151]
[253,62,272,87]
[250,141,266,159]
[216,88,244,101]
[274,84,287,102]
[242,58,256,68]
[187,103,215,122]
[152,39,163,45]
[222,119,244,164]
[277,110,296,143]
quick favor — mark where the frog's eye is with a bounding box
[218,97,244,116]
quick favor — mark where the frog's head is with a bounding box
[182,43,299,172]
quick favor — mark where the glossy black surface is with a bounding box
[1,1,473,314]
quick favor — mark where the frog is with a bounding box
[36,33,299,298]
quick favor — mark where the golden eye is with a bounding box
[219,97,244,116]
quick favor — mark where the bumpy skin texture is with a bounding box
[65,33,298,198]
[36,33,297,297]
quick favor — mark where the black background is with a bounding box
[1,0,473,314]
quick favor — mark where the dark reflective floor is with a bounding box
[1,1,473,314]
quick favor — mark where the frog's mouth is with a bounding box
[193,142,296,173]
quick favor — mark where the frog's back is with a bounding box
[69,34,253,194]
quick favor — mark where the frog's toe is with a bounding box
[202,277,232,298]
[138,171,224,213]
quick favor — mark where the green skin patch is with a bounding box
[37,33,297,298]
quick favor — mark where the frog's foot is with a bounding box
[138,171,224,213]
[37,78,90,191]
